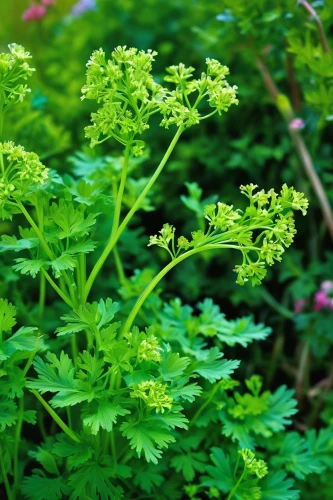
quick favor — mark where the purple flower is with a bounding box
[313,281,333,311]
[289,118,305,130]
[71,0,96,17]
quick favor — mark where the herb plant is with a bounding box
[1,37,332,500]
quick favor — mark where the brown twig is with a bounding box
[256,56,333,243]
[286,53,301,112]
[299,0,330,53]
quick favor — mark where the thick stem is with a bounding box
[84,127,184,301]
[30,390,81,443]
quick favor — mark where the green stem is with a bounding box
[259,286,294,319]
[84,126,184,301]
[41,269,74,308]
[0,445,13,500]
[66,408,73,430]
[226,467,246,500]
[122,243,243,335]
[16,201,54,260]
[111,143,131,237]
[13,397,24,498]
[113,246,126,285]
[38,272,46,320]
[30,390,81,443]
[17,200,77,299]
[190,381,222,428]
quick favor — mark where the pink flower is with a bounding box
[289,118,305,130]
[294,299,306,314]
[313,281,333,311]
[41,0,55,5]
[22,3,46,21]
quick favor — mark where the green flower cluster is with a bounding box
[82,46,164,149]
[130,380,173,413]
[159,58,239,128]
[0,141,48,207]
[239,449,268,479]
[82,47,238,149]
[138,334,162,363]
[0,44,35,113]
[149,184,308,286]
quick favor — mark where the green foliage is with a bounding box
[0,5,331,498]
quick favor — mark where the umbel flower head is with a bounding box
[82,46,164,150]
[82,47,238,152]
[0,142,48,214]
[0,44,35,111]
[130,380,173,413]
[149,183,308,287]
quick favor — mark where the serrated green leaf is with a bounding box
[171,450,207,482]
[261,471,299,500]
[66,240,96,255]
[0,234,39,253]
[22,472,70,500]
[0,298,17,333]
[272,432,325,479]
[13,258,45,278]
[30,446,60,475]
[120,419,175,464]
[82,399,130,435]
[191,347,240,383]
[52,433,94,470]
[49,254,76,278]
[159,344,190,381]
[28,351,94,407]
[0,398,17,431]
[67,461,125,500]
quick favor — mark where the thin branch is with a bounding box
[256,56,333,243]
[299,0,330,53]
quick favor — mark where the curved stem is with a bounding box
[84,126,184,301]
[16,200,54,260]
[41,269,73,308]
[30,389,81,443]
[190,381,222,428]
[259,286,294,319]
[122,243,243,335]
[226,466,246,500]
